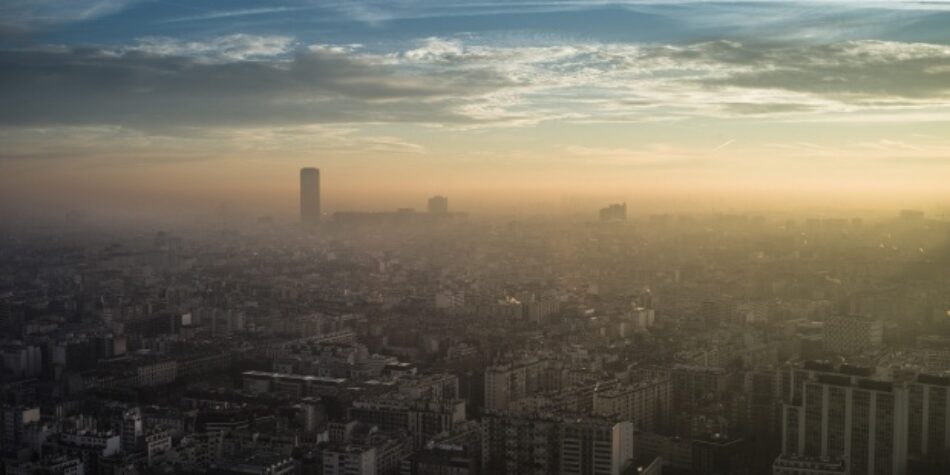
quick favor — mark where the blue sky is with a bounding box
[1,1,949,215]
[6,1,950,47]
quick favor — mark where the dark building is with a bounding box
[428,196,449,214]
[300,167,321,226]
[599,203,627,222]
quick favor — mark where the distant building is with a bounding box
[5,455,84,475]
[322,421,413,475]
[671,365,727,413]
[428,196,448,214]
[300,167,321,225]
[599,203,627,222]
[47,429,122,474]
[435,290,465,310]
[209,453,296,475]
[348,397,466,448]
[408,445,477,475]
[484,358,546,411]
[322,445,376,475]
[2,406,40,448]
[822,315,882,355]
[593,377,671,432]
[899,209,924,222]
[137,360,178,387]
[1,342,42,378]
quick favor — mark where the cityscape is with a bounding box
[2,1,950,475]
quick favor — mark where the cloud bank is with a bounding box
[2,36,948,134]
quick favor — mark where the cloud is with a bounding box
[161,7,311,24]
[0,124,427,161]
[391,38,950,122]
[124,35,297,62]
[0,0,141,32]
[686,41,950,101]
[0,38,514,130]
[1,35,949,136]
[323,0,950,25]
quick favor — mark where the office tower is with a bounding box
[823,315,883,355]
[300,167,321,225]
[427,195,448,214]
[780,373,909,475]
[599,203,627,222]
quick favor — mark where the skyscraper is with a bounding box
[300,167,320,225]
[427,195,448,214]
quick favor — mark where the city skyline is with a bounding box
[4,3,950,475]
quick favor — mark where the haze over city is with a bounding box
[2,2,950,475]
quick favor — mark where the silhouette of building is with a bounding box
[599,203,627,222]
[300,167,320,225]
[428,195,448,214]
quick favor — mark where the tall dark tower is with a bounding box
[300,167,320,225]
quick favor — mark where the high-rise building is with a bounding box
[121,407,143,454]
[780,373,909,475]
[300,167,321,225]
[427,195,448,214]
[907,374,950,465]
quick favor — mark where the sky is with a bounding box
[1,0,950,220]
